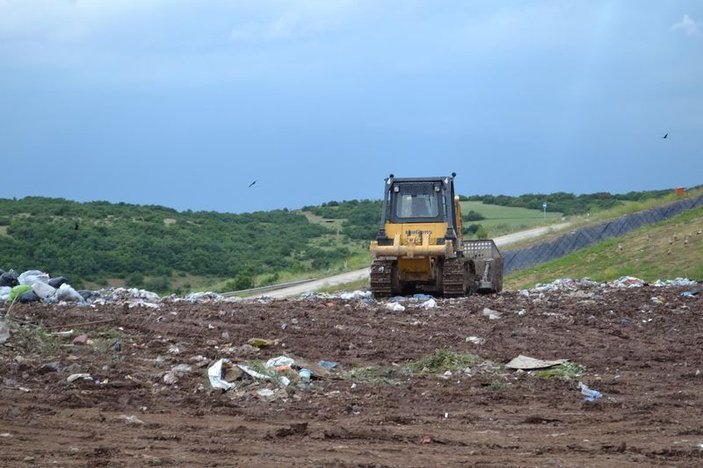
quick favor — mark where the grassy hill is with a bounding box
[459,201,563,237]
[505,206,703,290]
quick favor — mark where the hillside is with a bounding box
[0,197,349,293]
[0,188,687,294]
[506,206,703,289]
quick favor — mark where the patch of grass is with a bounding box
[244,360,297,387]
[460,201,563,238]
[14,324,63,354]
[533,362,584,380]
[408,349,479,375]
[342,366,404,383]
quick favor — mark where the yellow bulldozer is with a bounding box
[369,173,503,298]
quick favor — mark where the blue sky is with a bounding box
[1,1,701,213]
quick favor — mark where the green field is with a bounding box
[460,201,563,237]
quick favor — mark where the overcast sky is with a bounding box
[1,1,701,213]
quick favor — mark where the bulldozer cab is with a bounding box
[388,179,450,223]
[397,192,438,218]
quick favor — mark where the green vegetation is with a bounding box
[407,349,479,375]
[14,324,63,354]
[302,199,382,242]
[0,196,353,293]
[461,188,677,215]
[343,366,403,383]
[506,206,703,289]
[533,362,584,380]
[459,201,563,238]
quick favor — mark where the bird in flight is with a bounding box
[248,180,256,188]
[662,133,668,139]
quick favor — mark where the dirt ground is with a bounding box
[1,284,702,467]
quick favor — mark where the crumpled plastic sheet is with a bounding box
[339,290,372,300]
[652,278,698,287]
[419,298,437,309]
[18,270,50,286]
[385,302,406,312]
[609,276,646,288]
[207,358,235,391]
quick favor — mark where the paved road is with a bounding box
[254,222,570,299]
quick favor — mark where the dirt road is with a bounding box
[1,283,701,466]
[259,222,570,299]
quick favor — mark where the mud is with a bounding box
[1,286,702,466]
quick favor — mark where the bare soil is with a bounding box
[1,286,702,467]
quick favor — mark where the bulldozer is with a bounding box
[369,173,503,298]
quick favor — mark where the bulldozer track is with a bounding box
[442,257,465,297]
[370,259,393,298]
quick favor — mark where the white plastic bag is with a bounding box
[56,284,85,303]
[207,359,235,391]
[18,270,50,286]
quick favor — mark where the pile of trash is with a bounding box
[207,355,338,395]
[0,267,248,307]
[0,269,87,305]
[529,276,700,294]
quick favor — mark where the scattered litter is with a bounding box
[55,284,85,303]
[238,364,271,380]
[257,388,275,397]
[48,276,68,288]
[247,338,273,349]
[482,307,501,320]
[339,290,372,300]
[0,320,10,344]
[386,302,405,312]
[610,276,645,288]
[162,372,179,385]
[17,270,50,286]
[681,287,701,298]
[184,291,226,303]
[506,355,567,370]
[31,282,56,300]
[578,382,603,403]
[466,336,485,345]
[413,294,434,301]
[420,298,437,309]
[19,290,40,303]
[0,269,19,287]
[265,356,295,369]
[653,278,697,287]
[171,364,192,374]
[299,368,312,382]
[67,373,92,383]
[207,359,235,391]
[651,296,665,304]
[117,415,145,425]
[318,360,338,369]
